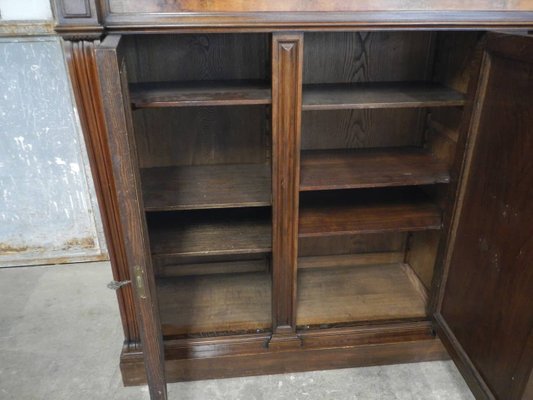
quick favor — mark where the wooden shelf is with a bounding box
[141,163,271,211]
[300,147,450,191]
[157,271,272,336]
[299,188,442,238]
[130,80,271,108]
[148,208,271,258]
[302,82,465,111]
[297,263,427,328]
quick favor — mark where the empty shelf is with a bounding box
[157,271,272,336]
[148,209,272,258]
[300,148,450,191]
[141,164,271,211]
[297,263,427,328]
[130,80,271,108]
[302,82,465,111]
[299,188,442,237]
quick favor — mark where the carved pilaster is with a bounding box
[270,33,304,348]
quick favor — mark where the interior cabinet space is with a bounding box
[296,263,428,328]
[295,31,482,328]
[120,33,274,338]
[157,271,272,337]
[123,30,482,344]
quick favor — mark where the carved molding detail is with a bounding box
[63,40,140,345]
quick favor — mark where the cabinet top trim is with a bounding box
[54,0,533,37]
[103,11,533,32]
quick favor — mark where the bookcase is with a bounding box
[55,2,533,399]
[109,30,476,338]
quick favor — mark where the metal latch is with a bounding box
[106,266,146,299]
[107,280,131,290]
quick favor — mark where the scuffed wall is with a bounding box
[0,36,107,266]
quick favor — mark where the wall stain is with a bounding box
[0,243,43,254]
[62,237,96,249]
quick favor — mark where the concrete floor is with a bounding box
[0,261,475,400]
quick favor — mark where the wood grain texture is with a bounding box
[428,32,485,313]
[299,188,442,238]
[157,272,272,337]
[121,324,447,385]
[271,33,303,336]
[147,209,271,258]
[63,40,140,346]
[95,35,167,400]
[302,108,427,150]
[301,32,433,152]
[130,80,271,108]
[296,263,427,328]
[300,147,450,191]
[303,32,434,84]
[133,106,269,168]
[438,33,533,400]
[298,252,404,269]
[299,232,407,257]
[153,256,268,278]
[400,263,429,305]
[302,82,464,111]
[156,322,435,360]
[141,163,271,211]
[405,231,440,290]
[102,13,533,34]
[122,34,269,83]
[126,34,271,171]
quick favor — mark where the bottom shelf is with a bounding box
[296,263,428,328]
[157,262,427,337]
[157,271,272,337]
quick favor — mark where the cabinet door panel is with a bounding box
[95,35,167,400]
[436,33,533,400]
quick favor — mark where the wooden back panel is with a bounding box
[302,31,434,150]
[133,106,269,168]
[124,34,271,168]
[122,34,269,83]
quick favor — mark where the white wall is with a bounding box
[0,1,108,267]
[0,0,53,20]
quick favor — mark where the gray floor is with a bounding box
[0,262,475,400]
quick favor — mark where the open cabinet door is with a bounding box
[434,33,533,400]
[95,35,167,400]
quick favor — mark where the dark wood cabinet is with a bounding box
[55,2,533,399]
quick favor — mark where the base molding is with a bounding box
[120,321,449,385]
